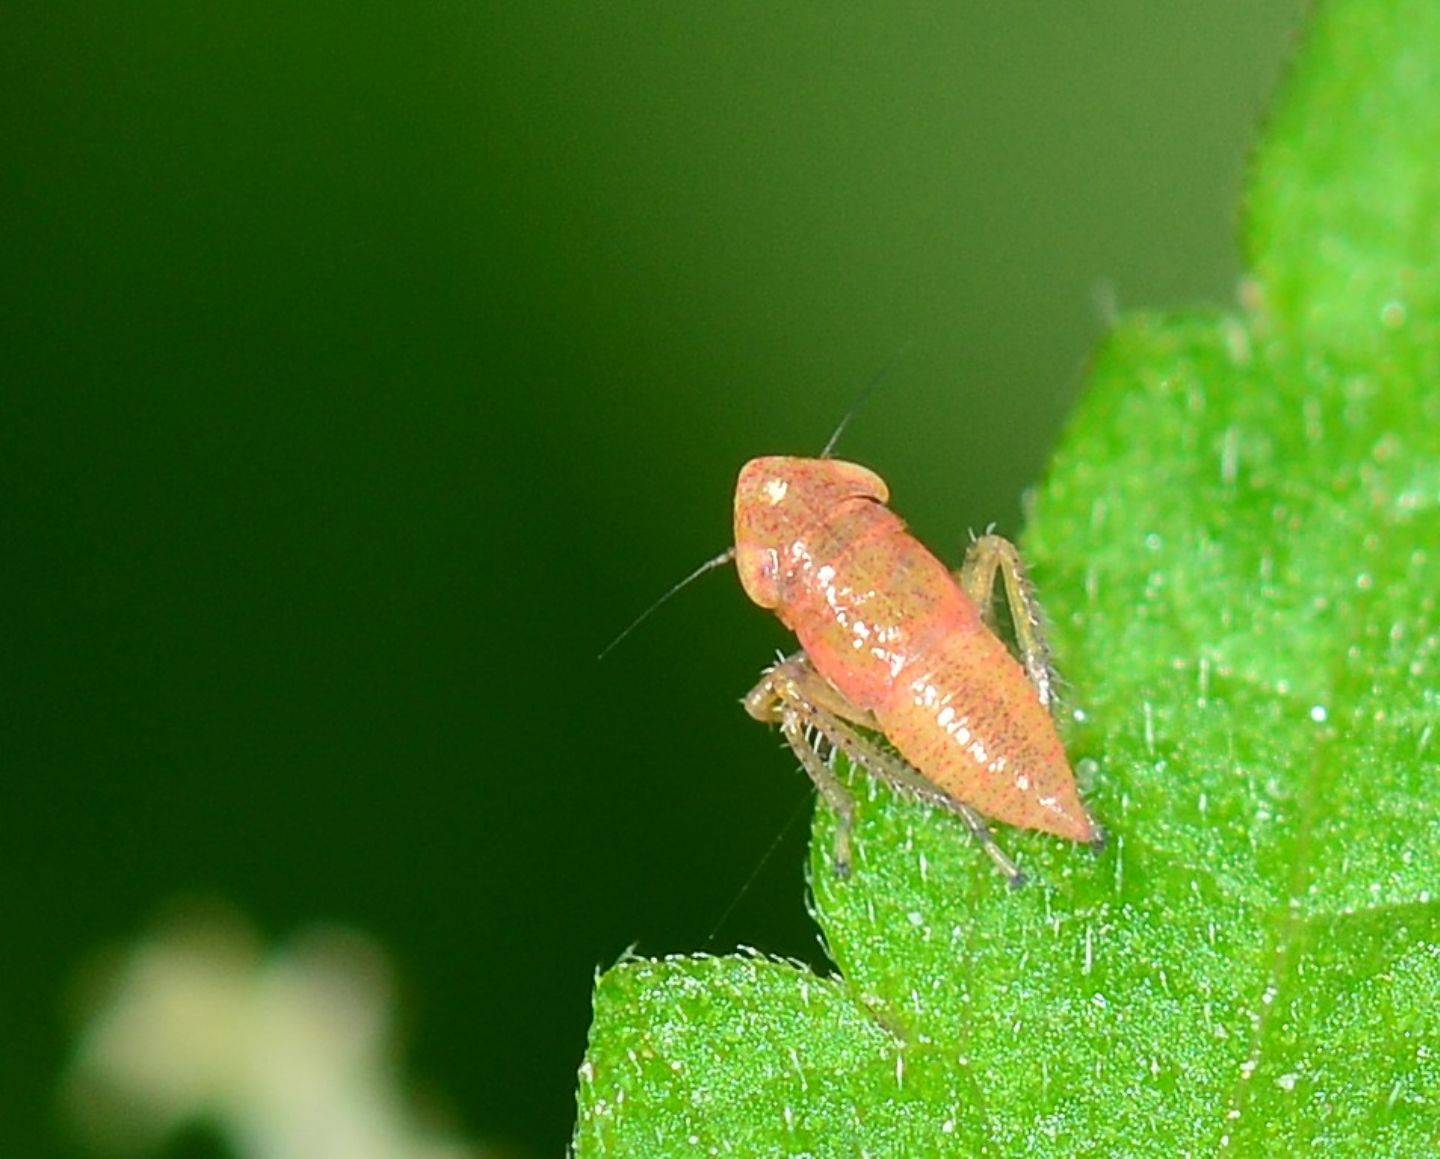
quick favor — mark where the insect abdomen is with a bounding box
[880,634,1093,841]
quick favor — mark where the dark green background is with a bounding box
[5,5,1306,1156]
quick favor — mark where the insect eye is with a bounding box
[735,543,782,609]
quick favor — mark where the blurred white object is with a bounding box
[65,905,482,1159]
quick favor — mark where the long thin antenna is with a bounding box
[703,789,812,950]
[597,547,737,660]
[818,340,913,459]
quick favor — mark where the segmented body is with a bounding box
[734,455,1093,844]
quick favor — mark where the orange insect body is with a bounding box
[734,455,1094,845]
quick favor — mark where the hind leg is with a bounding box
[957,533,1060,712]
[958,534,1104,850]
[745,653,1024,883]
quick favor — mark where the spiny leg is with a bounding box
[958,533,1059,712]
[776,712,857,876]
[746,653,1024,884]
[959,535,1106,852]
[746,661,860,875]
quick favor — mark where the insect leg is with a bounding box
[960,537,1107,853]
[747,654,1025,884]
[747,667,859,875]
[958,534,1059,712]
[778,712,858,877]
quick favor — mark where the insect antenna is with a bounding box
[818,340,913,459]
[703,789,812,950]
[597,547,737,660]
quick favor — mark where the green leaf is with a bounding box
[574,1,1440,1153]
